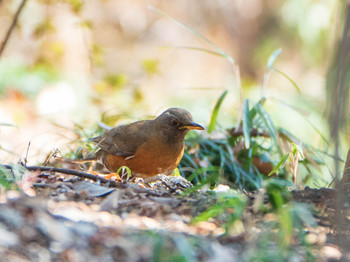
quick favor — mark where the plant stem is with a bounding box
[0,0,28,58]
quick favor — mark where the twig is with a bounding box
[24,141,31,166]
[0,164,165,196]
[0,0,28,58]
[43,148,60,166]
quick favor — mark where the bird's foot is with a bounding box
[90,171,122,181]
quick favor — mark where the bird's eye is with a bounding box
[171,119,179,127]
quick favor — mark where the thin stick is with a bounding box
[0,0,28,58]
[24,141,31,165]
[2,164,107,181]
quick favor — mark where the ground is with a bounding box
[0,170,349,262]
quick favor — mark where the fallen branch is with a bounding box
[0,164,166,196]
[2,164,108,182]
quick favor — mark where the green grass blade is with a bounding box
[292,142,305,159]
[268,97,309,115]
[116,166,132,180]
[181,153,199,169]
[242,99,250,148]
[267,48,282,69]
[302,115,328,144]
[255,103,278,145]
[270,97,328,144]
[173,235,197,262]
[249,97,266,122]
[151,234,164,262]
[268,153,289,176]
[149,5,234,65]
[273,68,301,94]
[161,46,230,59]
[208,90,228,133]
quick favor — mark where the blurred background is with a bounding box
[0,0,344,185]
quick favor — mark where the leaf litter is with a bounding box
[0,169,349,262]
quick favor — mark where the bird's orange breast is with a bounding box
[101,140,185,179]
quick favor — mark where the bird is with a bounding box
[85,108,204,179]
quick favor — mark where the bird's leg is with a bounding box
[87,161,94,173]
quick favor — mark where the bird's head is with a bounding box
[155,108,204,139]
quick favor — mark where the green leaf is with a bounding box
[193,192,246,223]
[268,153,289,176]
[67,0,84,13]
[242,99,250,148]
[208,90,228,133]
[33,18,56,37]
[0,166,16,190]
[105,74,128,89]
[267,48,282,69]
[142,59,159,75]
[0,123,17,128]
[273,68,301,94]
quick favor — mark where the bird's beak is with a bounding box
[180,122,205,130]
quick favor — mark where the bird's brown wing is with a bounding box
[91,120,151,157]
